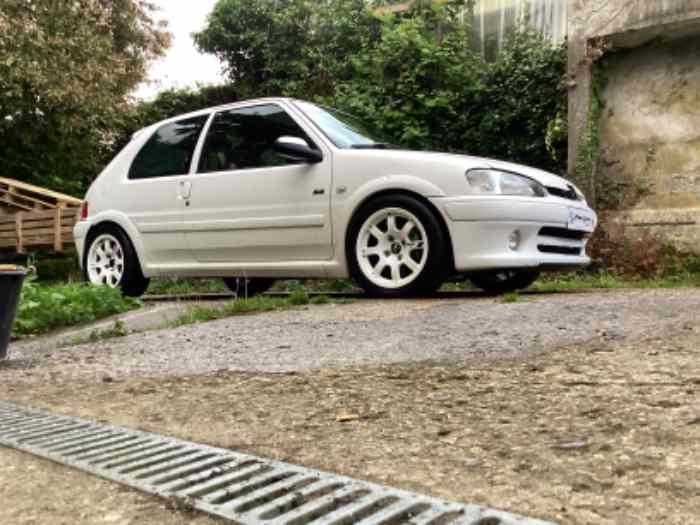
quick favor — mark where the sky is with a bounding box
[134,0,226,100]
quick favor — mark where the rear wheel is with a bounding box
[347,194,449,298]
[84,225,149,297]
[470,269,540,295]
[223,278,275,298]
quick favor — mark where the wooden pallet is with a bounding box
[0,178,82,254]
[0,177,82,213]
[0,208,80,254]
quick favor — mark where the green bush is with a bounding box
[13,280,140,338]
[332,19,568,173]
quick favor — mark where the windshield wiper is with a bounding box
[350,143,397,150]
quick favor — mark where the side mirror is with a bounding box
[274,136,323,163]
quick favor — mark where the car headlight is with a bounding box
[466,169,546,197]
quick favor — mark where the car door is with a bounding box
[184,102,333,263]
[119,114,209,266]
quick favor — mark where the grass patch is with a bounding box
[14,280,140,338]
[532,271,700,293]
[501,292,522,303]
[147,278,362,296]
[147,278,228,295]
[170,290,351,328]
[441,271,700,294]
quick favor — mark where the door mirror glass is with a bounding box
[274,136,323,164]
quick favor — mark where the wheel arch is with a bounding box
[343,189,455,275]
[83,217,148,276]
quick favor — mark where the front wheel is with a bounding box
[470,269,540,295]
[347,194,449,298]
[223,278,275,298]
[84,225,150,297]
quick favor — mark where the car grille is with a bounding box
[538,245,582,256]
[546,185,580,201]
[537,227,585,257]
[539,227,587,241]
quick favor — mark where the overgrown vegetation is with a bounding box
[13,280,140,338]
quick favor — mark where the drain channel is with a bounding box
[0,402,554,525]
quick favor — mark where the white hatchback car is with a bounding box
[74,98,597,297]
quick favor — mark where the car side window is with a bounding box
[129,115,209,180]
[197,104,316,174]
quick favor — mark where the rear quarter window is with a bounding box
[128,115,209,180]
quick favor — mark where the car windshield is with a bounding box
[293,101,398,149]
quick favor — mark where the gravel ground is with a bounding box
[4,289,700,383]
[1,315,698,524]
[1,288,700,524]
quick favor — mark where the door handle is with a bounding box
[179,181,192,200]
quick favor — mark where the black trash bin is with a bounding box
[0,267,27,360]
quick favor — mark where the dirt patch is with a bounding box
[2,324,699,524]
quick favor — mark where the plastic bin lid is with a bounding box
[0,265,27,275]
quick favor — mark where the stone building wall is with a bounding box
[568,0,700,252]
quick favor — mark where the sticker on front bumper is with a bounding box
[568,208,596,232]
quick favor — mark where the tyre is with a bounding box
[470,269,540,295]
[223,277,275,298]
[347,194,449,298]
[83,224,150,297]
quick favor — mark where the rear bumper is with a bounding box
[430,196,596,272]
[73,221,91,270]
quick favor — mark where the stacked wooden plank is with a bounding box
[0,178,82,254]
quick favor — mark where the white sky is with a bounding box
[134,0,226,100]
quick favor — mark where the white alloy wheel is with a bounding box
[86,234,125,288]
[356,207,429,290]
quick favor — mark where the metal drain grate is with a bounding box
[0,402,554,525]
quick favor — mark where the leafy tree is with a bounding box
[194,0,381,98]
[0,0,170,195]
[331,15,482,149]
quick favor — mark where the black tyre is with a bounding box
[223,277,275,298]
[347,194,450,298]
[83,224,150,297]
[470,269,540,295]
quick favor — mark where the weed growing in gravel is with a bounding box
[66,320,128,346]
[288,285,310,305]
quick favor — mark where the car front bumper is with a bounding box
[430,196,596,272]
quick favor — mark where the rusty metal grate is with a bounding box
[0,402,555,525]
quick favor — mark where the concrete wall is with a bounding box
[568,0,700,252]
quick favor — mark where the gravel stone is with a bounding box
[4,288,700,384]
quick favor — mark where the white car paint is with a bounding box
[74,97,596,285]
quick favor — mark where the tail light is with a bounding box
[80,201,89,221]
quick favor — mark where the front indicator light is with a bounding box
[509,230,521,251]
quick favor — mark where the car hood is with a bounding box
[353,150,575,192]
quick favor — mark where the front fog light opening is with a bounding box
[509,230,521,251]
